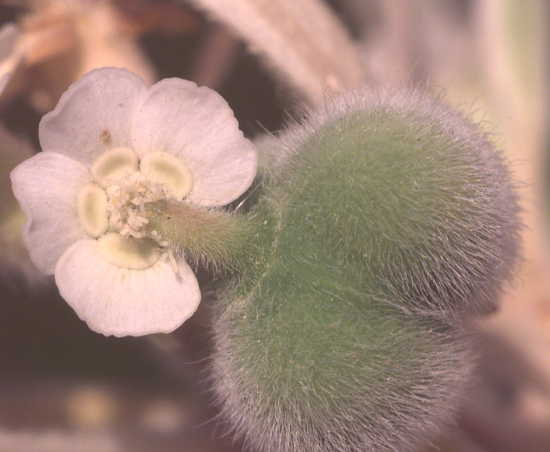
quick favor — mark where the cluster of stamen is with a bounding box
[77,147,192,269]
[105,173,168,239]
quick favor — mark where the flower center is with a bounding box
[77,147,193,269]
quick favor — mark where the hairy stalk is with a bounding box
[145,199,250,272]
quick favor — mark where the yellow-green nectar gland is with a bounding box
[77,147,193,269]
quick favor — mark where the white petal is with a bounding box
[39,67,147,165]
[55,240,201,337]
[10,152,90,274]
[131,78,257,206]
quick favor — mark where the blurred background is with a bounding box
[0,0,548,451]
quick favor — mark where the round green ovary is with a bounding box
[77,183,108,238]
[140,152,193,199]
[91,147,139,185]
[98,233,161,269]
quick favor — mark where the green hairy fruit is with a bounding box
[211,90,520,452]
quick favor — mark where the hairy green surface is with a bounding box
[239,105,519,318]
[212,90,520,452]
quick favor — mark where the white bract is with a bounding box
[10,67,257,336]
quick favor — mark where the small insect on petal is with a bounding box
[77,183,109,238]
[91,147,139,186]
[98,233,161,270]
[140,152,193,200]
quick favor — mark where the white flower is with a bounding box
[0,23,21,95]
[10,67,257,336]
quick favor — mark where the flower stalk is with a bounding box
[144,199,251,271]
